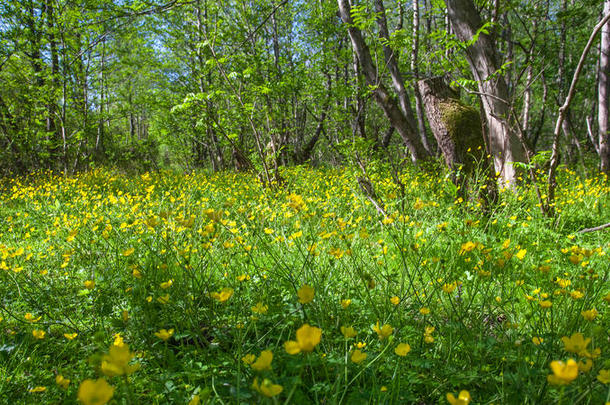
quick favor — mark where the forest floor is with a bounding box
[0,165,608,404]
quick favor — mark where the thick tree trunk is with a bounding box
[417,78,485,170]
[600,0,610,172]
[446,0,525,185]
[337,0,429,163]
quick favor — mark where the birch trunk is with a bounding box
[600,0,610,172]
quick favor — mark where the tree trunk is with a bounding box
[446,0,525,185]
[337,0,429,163]
[600,0,610,172]
[411,0,433,154]
[417,78,485,170]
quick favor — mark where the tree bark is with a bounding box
[600,0,610,172]
[411,0,433,154]
[337,0,429,163]
[446,0,525,185]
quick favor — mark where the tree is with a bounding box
[445,0,525,185]
[337,0,430,163]
[600,0,610,173]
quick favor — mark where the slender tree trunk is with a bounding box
[374,0,431,153]
[411,0,433,154]
[600,0,610,172]
[338,0,429,162]
[446,0,525,185]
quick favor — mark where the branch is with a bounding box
[577,222,610,233]
[546,11,610,216]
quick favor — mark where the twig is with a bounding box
[577,222,610,233]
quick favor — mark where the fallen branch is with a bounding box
[577,222,610,233]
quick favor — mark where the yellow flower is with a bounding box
[561,333,591,356]
[252,378,283,397]
[515,249,527,260]
[32,329,45,339]
[597,369,610,384]
[446,390,471,405]
[84,280,95,290]
[122,248,135,256]
[297,284,315,304]
[341,326,357,339]
[56,375,70,389]
[100,344,140,377]
[539,300,552,309]
[24,313,41,322]
[459,241,476,255]
[350,349,367,364]
[154,328,174,341]
[424,326,435,343]
[63,332,77,340]
[373,321,393,340]
[340,299,351,309]
[547,359,578,385]
[419,307,430,315]
[578,358,593,373]
[251,302,268,314]
[157,294,170,304]
[188,394,201,405]
[242,354,255,365]
[211,288,233,303]
[394,343,411,356]
[77,378,114,405]
[122,310,129,322]
[29,386,46,393]
[390,296,400,305]
[160,279,173,289]
[284,324,322,354]
[251,350,273,371]
[532,337,543,345]
[113,333,125,347]
[442,282,457,294]
[581,308,598,321]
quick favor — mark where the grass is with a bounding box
[0,164,608,404]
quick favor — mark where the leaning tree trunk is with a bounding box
[600,0,610,173]
[446,0,525,186]
[337,0,430,163]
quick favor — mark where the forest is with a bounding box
[0,0,609,404]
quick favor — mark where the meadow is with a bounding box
[0,164,608,404]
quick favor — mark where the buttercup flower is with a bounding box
[211,288,233,302]
[340,299,351,309]
[100,344,140,377]
[251,350,273,371]
[297,284,314,304]
[154,328,174,341]
[252,378,283,397]
[284,324,322,354]
[394,343,411,356]
[78,378,114,405]
[561,333,590,356]
[32,330,45,339]
[446,390,471,405]
[373,321,393,340]
[56,374,70,389]
[341,326,357,339]
[581,308,598,321]
[547,359,578,385]
[351,349,367,364]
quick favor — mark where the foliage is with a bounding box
[0,166,608,403]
